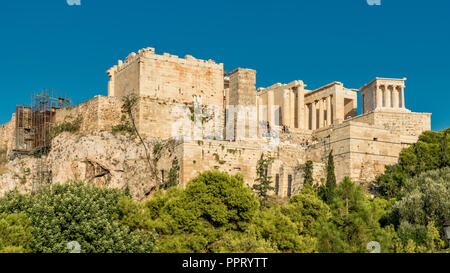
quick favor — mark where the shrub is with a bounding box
[0,182,156,253]
[51,114,82,138]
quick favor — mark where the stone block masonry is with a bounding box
[0,45,433,199]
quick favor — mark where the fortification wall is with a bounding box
[54,95,122,133]
[349,110,431,138]
[179,140,270,187]
[307,117,424,184]
[371,111,431,137]
[178,138,321,197]
[108,47,225,107]
[134,96,224,139]
[113,60,140,98]
[0,116,15,153]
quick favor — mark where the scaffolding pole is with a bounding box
[13,88,72,193]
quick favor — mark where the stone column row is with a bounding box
[268,85,306,130]
[305,95,333,130]
[375,85,405,109]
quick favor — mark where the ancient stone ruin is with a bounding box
[0,46,431,199]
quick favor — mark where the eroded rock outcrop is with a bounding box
[0,131,180,200]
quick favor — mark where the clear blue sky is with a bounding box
[0,0,448,130]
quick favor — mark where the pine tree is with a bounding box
[439,130,449,168]
[163,158,180,189]
[325,150,336,203]
[303,160,314,187]
[252,153,274,207]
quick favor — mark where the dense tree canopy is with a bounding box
[377,128,450,199]
[391,167,450,247]
[0,182,156,253]
[0,212,33,253]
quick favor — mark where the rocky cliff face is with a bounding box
[0,153,37,196]
[0,131,180,200]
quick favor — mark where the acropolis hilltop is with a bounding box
[0,46,431,199]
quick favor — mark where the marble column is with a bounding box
[385,85,392,108]
[282,89,289,126]
[401,86,405,108]
[311,101,317,130]
[289,89,295,128]
[296,86,305,129]
[326,96,331,126]
[392,86,399,109]
[376,85,382,109]
[305,104,310,130]
[267,90,274,126]
[318,98,324,128]
[332,86,344,124]
[257,96,262,136]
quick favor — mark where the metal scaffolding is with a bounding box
[15,105,33,151]
[31,88,72,152]
[14,89,72,193]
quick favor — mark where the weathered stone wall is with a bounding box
[0,115,15,153]
[308,109,431,184]
[108,47,224,107]
[54,95,123,133]
[134,96,224,140]
[371,111,431,137]
[348,110,431,138]
[179,140,269,188]
[178,138,318,197]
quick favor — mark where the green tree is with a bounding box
[252,205,317,253]
[376,164,407,199]
[281,185,331,238]
[318,177,397,252]
[0,182,156,253]
[210,227,277,253]
[253,153,274,207]
[0,212,34,253]
[145,171,259,252]
[439,129,449,168]
[303,160,314,187]
[376,128,450,199]
[162,157,180,189]
[325,150,336,203]
[391,167,450,247]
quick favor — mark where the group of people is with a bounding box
[299,139,319,148]
[281,124,290,133]
[260,121,293,139]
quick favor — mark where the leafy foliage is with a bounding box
[318,177,398,253]
[50,114,83,138]
[252,153,274,207]
[377,128,450,199]
[0,182,156,253]
[390,167,449,248]
[0,212,34,253]
[112,115,135,136]
[324,150,336,203]
[142,171,260,252]
[303,160,314,186]
[1,129,449,253]
[162,158,180,189]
